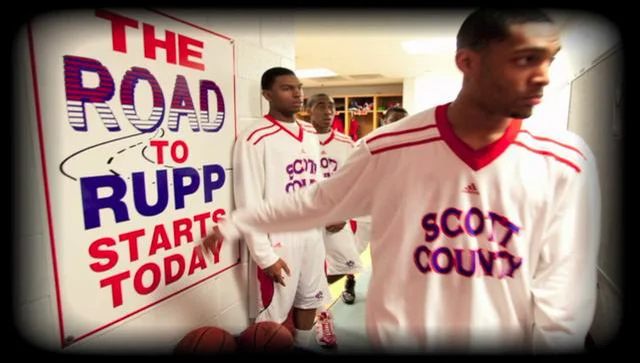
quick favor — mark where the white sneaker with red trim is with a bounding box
[315,311,337,348]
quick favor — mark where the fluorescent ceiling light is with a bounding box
[296,68,337,78]
[401,37,457,55]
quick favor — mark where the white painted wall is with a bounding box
[13,8,296,355]
[401,43,566,124]
[560,11,621,81]
[560,13,622,347]
[402,10,621,131]
[527,11,621,132]
[402,69,462,115]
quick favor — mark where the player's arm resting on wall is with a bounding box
[531,145,602,353]
[218,141,375,242]
[231,135,279,270]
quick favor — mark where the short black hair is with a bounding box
[384,106,408,117]
[305,93,332,109]
[261,67,296,90]
[456,8,554,51]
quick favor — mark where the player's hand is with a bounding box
[263,258,291,287]
[202,225,224,256]
[326,222,347,233]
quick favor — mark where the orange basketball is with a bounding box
[174,326,237,354]
[237,321,294,352]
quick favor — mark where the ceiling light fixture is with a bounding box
[401,37,457,55]
[295,68,337,78]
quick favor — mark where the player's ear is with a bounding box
[455,48,479,76]
[262,89,272,103]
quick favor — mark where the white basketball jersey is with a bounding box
[317,130,362,274]
[232,115,323,269]
[317,130,356,179]
[317,130,359,240]
[221,103,601,353]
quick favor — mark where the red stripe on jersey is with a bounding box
[320,131,335,145]
[333,137,354,145]
[334,134,353,141]
[367,124,438,145]
[264,115,304,142]
[253,128,281,145]
[334,130,351,138]
[334,134,354,144]
[320,130,353,146]
[257,268,275,310]
[518,130,586,160]
[436,103,522,171]
[513,141,581,173]
[247,123,278,143]
[370,136,443,155]
[301,126,318,134]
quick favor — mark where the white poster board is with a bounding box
[27,8,239,348]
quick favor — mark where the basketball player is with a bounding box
[229,67,332,349]
[352,106,410,255]
[304,93,364,346]
[204,9,601,354]
[379,106,409,126]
